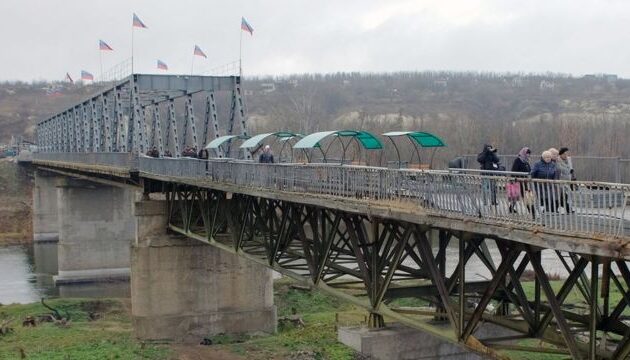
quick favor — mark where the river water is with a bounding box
[0,243,129,305]
[0,238,579,305]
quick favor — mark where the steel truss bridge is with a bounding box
[31,74,630,359]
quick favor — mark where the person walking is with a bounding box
[531,150,558,212]
[259,145,274,164]
[557,147,574,212]
[477,144,502,206]
[511,147,534,218]
[511,147,531,174]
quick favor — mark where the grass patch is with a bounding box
[209,278,361,359]
[0,298,169,360]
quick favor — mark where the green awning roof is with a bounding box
[240,131,302,149]
[293,130,382,150]
[382,131,446,147]
[205,134,250,149]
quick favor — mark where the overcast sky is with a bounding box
[1,0,630,82]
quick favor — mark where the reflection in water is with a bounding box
[0,242,129,304]
[0,245,56,304]
[0,236,592,305]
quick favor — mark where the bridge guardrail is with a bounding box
[31,153,628,239]
[33,152,138,171]
[459,155,629,183]
[139,156,629,240]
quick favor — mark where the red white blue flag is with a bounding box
[65,72,74,84]
[157,60,168,70]
[241,17,254,35]
[81,70,94,81]
[133,13,147,28]
[193,45,207,58]
[99,40,113,51]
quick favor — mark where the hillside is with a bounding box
[2,72,629,164]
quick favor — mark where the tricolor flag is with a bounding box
[81,70,94,81]
[157,60,168,70]
[193,45,207,58]
[99,39,113,51]
[241,17,254,35]
[65,72,74,84]
[132,13,147,28]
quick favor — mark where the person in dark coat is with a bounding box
[477,144,501,172]
[511,147,531,174]
[512,147,533,218]
[477,144,502,205]
[259,145,274,163]
[531,150,559,212]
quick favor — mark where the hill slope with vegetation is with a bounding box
[2,72,629,164]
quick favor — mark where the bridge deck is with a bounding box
[32,153,630,260]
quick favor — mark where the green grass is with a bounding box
[2,278,599,359]
[0,299,170,360]
[210,279,359,359]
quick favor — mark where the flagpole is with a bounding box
[191,53,195,76]
[131,25,135,76]
[239,28,243,78]
[99,50,103,83]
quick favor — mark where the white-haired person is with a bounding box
[259,145,275,163]
[531,150,559,213]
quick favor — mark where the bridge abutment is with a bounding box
[131,199,276,343]
[32,169,60,243]
[54,178,134,284]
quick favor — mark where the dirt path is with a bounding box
[169,345,249,360]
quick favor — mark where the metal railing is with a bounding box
[32,153,629,240]
[139,156,629,239]
[33,152,138,170]
[458,155,630,183]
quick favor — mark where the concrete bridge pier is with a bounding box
[131,199,276,343]
[32,169,60,243]
[54,177,134,284]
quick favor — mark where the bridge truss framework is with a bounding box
[36,74,249,158]
[159,181,630,360]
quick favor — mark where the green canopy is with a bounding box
[293,130,382,150]
[240,131,301,149]
[382,131,446,147]
[205,135,250,149]
[382,131,446,169]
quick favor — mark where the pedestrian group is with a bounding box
[477,144,576,218]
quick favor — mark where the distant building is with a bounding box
[604,74,618,85]
[260,83,276,94]
[539,80,555,91]
[433,79,448,88]
[511,77,524,88]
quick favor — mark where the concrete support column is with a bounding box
[55,178,135,284]
[32,170,59,243]
[131,200,276,343]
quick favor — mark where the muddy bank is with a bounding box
[0,159,32,244]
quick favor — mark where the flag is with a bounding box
[81,70,94,81]
[193,45,207,58]
[241,17,254,35]
[132,13,147,28]
[65,73,74,84]
[46,87,62,97]
[157,60,168,70]
[99,39,113,51]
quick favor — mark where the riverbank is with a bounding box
[0,159,32,245]
[0,275,605,359]
[0,278,360,360]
